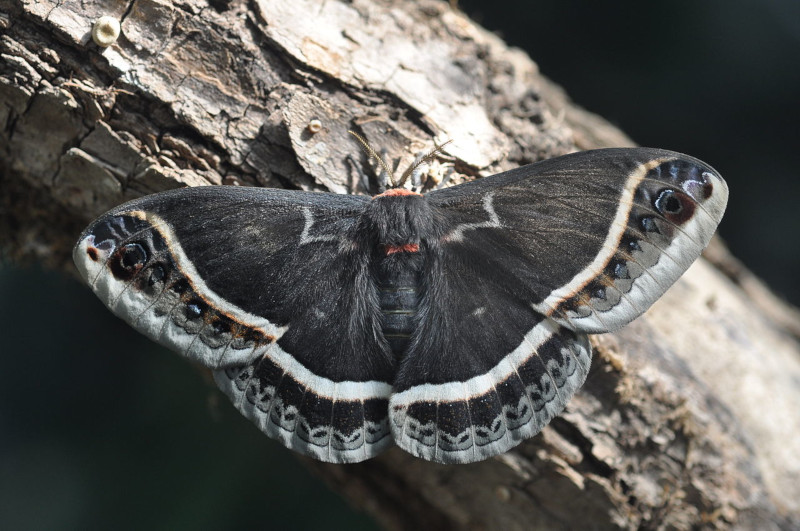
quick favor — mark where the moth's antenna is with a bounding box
[396,139,453,188]
[348,130,397,188]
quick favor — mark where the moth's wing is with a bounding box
[389,148,728,463]
[427,147,729,334]
[74,187,393,463]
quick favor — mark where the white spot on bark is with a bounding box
[92,16,121,47]
[307,119,323,133]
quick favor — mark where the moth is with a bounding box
[74,144,728,464]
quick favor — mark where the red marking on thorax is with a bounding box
[374,188,422,198]
[385,243,420,255]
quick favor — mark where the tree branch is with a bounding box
[2,0,799,528]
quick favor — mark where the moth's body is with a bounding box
[74,148,728,464]
[367,190,431,358]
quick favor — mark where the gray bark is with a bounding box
[2,0,799,529]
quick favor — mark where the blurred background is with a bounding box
[463,0,800,304]
[2,1,798,529]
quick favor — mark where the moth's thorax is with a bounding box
[366,192,436,248]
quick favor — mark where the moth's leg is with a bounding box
[346,154,372,194]
[376,148,392,192]
[410,157,425,192]
[434,166,455,190]
[346,152,393,193]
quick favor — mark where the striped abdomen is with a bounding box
[376,257,422,358]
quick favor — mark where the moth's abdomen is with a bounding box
[375,255,423,358]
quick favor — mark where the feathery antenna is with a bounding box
[396,139,453,188]
[348,130,451,189]
[348,131,398,188]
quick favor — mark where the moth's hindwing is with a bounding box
[74,187,395,463]
[390,319,591,463]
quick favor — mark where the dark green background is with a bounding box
[2,1,798,529]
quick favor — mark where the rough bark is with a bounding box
[2,0,799,529]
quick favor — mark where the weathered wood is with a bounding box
[2,0,799,528]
